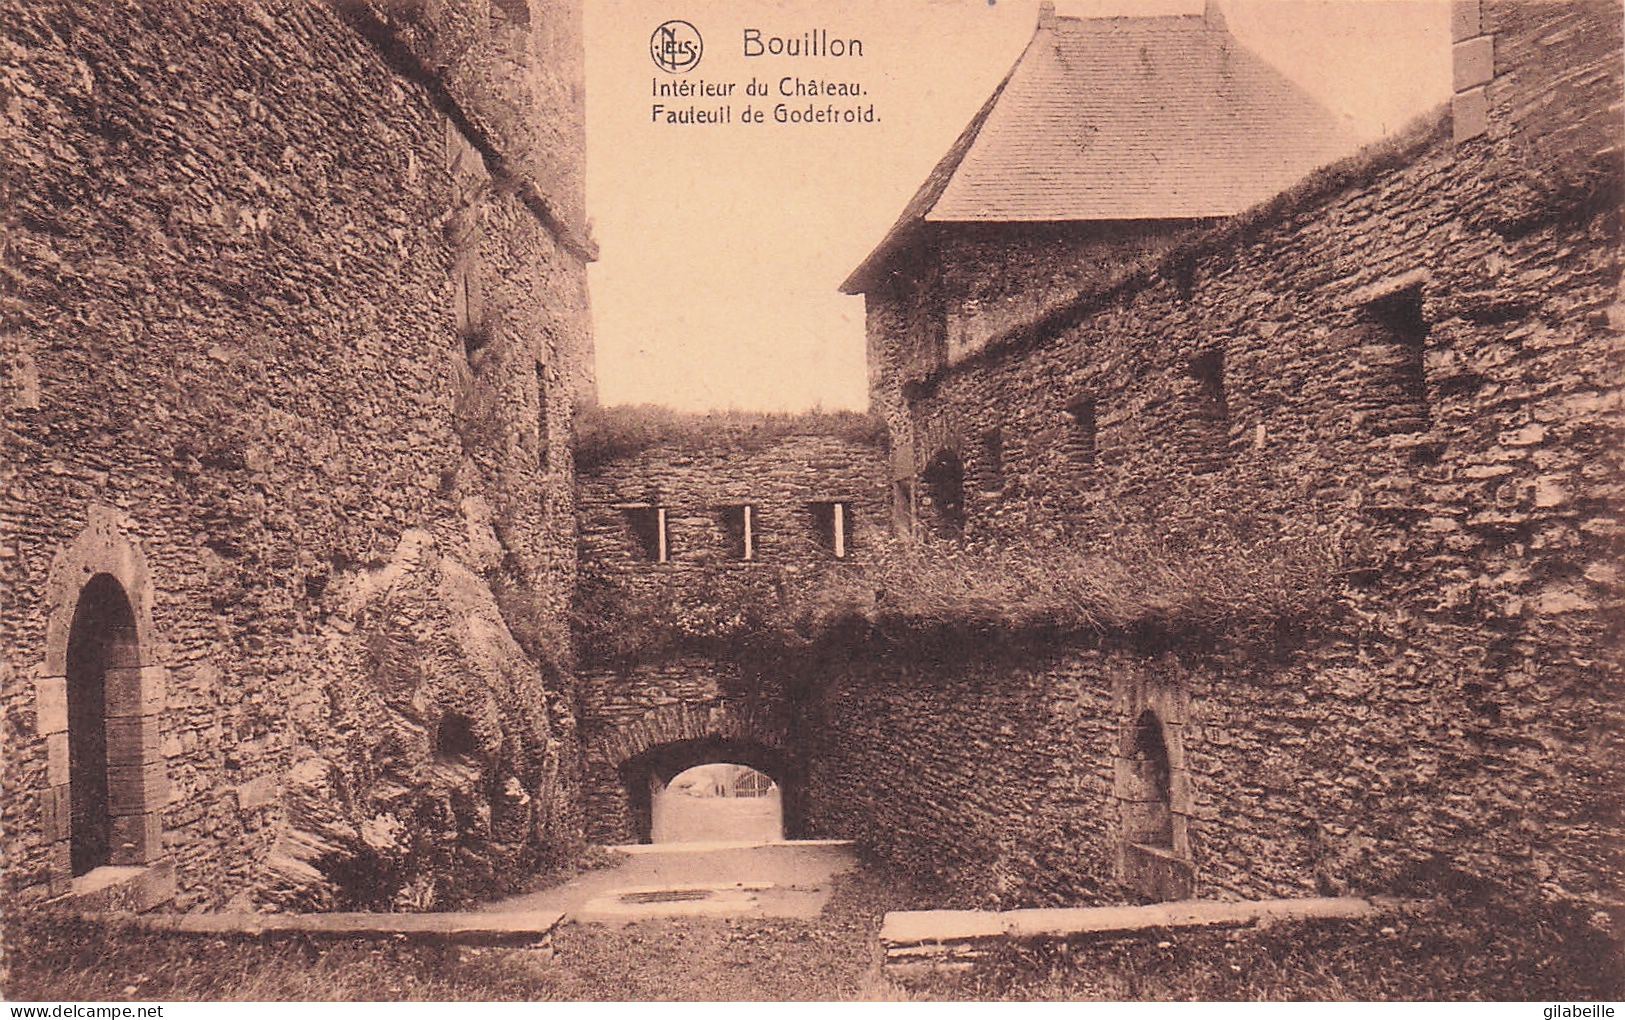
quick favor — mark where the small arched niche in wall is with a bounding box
[1115,705,1194,901]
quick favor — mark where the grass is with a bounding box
[573,403,887,469]
[4,863,1617,1002]
[0,860,924,1002]
[807,521,1352,638]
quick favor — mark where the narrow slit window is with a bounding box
[1066,398,1097,465]
[456,259,488,358]
[535,362,550,470]
[810,501,853,559]
[1189,350,1227,423]
[619,504,670,562]
[722,504,756,560]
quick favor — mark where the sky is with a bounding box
[582,0,1452,413]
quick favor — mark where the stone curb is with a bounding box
[86,909,567,947]
[881,896,1415,977]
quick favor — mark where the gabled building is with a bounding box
[844,1,1355,439]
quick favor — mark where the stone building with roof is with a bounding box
[844,1,1355,471]
[825,0,1623,923]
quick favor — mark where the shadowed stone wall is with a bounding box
[2,0,590,911]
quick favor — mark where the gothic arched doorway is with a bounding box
[65,573,140,876]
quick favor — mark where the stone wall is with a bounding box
[2,0,590,910]
[840,0,1623,920]
[573,418,888,844]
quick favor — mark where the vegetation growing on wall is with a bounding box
[574,506,1368,664]
[574,404,888,470]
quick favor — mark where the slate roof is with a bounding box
[841,6,1356,293]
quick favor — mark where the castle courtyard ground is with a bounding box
[6,843,1618,1002]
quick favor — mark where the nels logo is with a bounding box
[650,20,702,73]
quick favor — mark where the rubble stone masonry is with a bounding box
[574,422,888,844]
[832,0,1623,917]
[2,0,590,910]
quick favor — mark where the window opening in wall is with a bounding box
[1359,285,1431,435]
[1172,255,1199,300]
[435,712,479,761]
[979,427,1004,491]
[1124,710,1174,848]
[619,504,670,562]
[722,504,756,560]
[809,501,852,559]
[921,450,966,538]
[1066,398,1097,465]
[1189,349,1227,423]
[457,278,488,359]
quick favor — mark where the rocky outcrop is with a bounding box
[257,532,562,910]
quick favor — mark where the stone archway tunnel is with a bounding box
[582,702,801,846]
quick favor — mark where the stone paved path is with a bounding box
[484,840,857,924]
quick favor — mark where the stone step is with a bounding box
[881,896,1410,977]
[90,908,566,947]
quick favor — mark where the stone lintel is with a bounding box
[90,908,569,945]
[1344,268,1433,308]
[881,895,1405,949]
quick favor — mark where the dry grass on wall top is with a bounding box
[573,404,888,469]
[574,513,1368,664]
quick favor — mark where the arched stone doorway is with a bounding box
[39,506,169,903]
[583,701,797,846]
[65,574,140,876]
